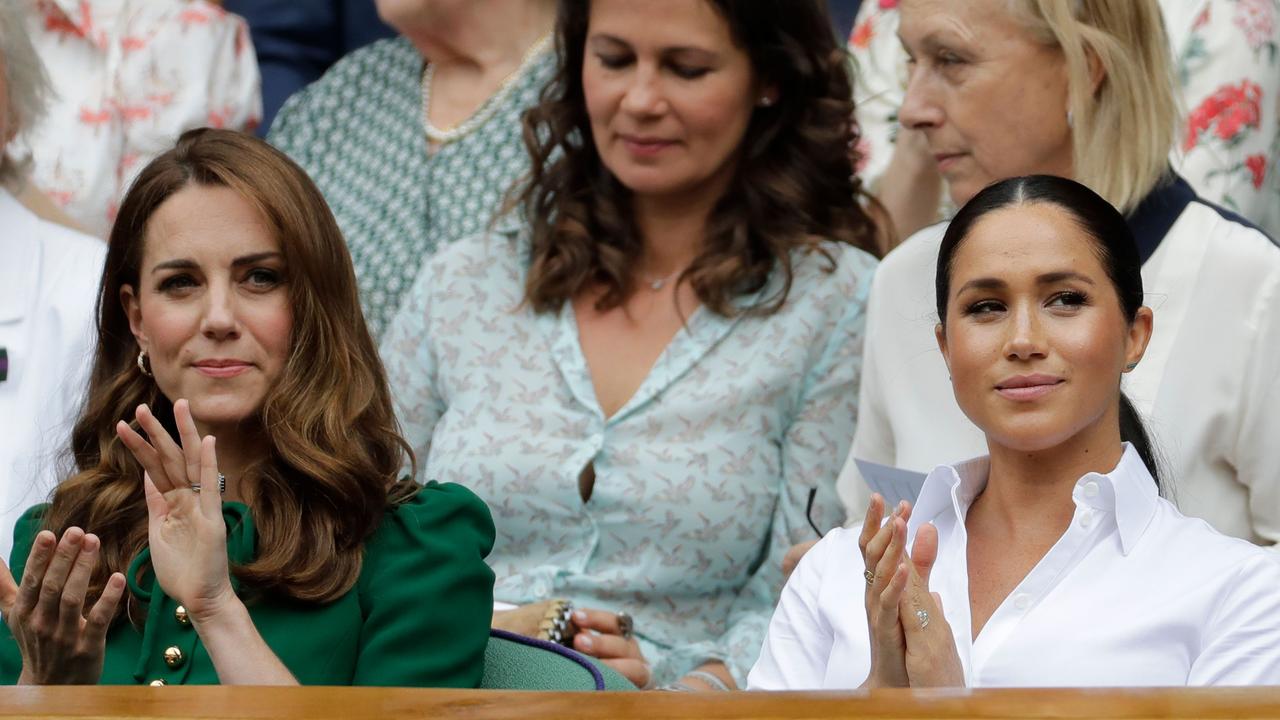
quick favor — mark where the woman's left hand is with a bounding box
[897,523,965,687]
[116,400,237,626]
[571,607,651,688]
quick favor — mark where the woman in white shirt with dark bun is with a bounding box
[750,176,1280,689]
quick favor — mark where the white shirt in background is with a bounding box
[750,445,1280,689]
[837,176,1280,548]
[0,189,105,563]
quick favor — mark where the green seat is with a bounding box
[481,629,636,691]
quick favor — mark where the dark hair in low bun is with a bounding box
[935,175,1161,489]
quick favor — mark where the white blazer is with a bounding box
[0,188,105,563]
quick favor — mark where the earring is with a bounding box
[137,350,153,377]
[758,95,775,108]
[1124,361,1138,371]
[1066,110,1074,129]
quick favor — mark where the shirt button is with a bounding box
[1079,510,1094,529]
[149,679,167,687]
[1083,481,1100,499]
[174,605,190,626]
[1013,594,1031,611]
[163,646,185,669]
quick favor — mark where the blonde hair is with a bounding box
[1010,0,1177,213]
[0,2,52,187]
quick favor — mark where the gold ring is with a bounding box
[863,569,875,586]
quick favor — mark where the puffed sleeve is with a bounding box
[687,250,873,686]
[0,505,50,684]
[352,482,495,687]
[380,258,447,473]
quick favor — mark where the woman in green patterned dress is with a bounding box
[268,0,557,338]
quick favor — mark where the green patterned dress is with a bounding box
[268,37,554,337]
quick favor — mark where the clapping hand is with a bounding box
[116,399,237,626]
[0,528,126,684]
[857,494,945,688]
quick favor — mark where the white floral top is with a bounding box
[847,0,1280,238]
[20,0,262,237]
[380,224,877,685]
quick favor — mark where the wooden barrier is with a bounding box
[1,687,1279,719]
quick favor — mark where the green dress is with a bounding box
[0,482,495,687]
[267,37,555,338]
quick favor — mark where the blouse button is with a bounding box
[163,646,185,668]
[1082,481,1100,499]
[149,679,166,687]
[174,605,190,626]
[1078,510,1094,529]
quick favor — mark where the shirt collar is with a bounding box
[908,443,1159,556]
[1125,171,1195,265]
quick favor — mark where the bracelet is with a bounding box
[537,598,575,647]
[682,670,732,692]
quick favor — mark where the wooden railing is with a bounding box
[1,687,1279,719]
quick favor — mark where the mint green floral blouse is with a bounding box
[268,37,554,337]
[381,224,877,686]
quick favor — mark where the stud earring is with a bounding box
[137,350,153,377]
[1124,361,1138,371]
[758,95,775,108]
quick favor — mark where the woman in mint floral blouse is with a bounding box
[382,0,882,691]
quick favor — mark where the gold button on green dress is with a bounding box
[0,481,495,687]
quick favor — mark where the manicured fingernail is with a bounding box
[573,610,587,623]
[578,634,593,650]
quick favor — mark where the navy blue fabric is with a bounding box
[224,0,395,136]
[1126,172,1278,263]
[828,0,863,40]
[1125,174,1196,265]
[488,628,606,691]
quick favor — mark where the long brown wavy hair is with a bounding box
[517,0,880,317]
[44,128,416,621]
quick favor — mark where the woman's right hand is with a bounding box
[858,494,912,688]
[0,528,126,685]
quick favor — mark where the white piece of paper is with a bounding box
[855,458,927,508]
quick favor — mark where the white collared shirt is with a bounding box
[749,445,1280,688]
[0,189,105,562]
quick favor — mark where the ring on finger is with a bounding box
[616,610,634,639]
[190,483,202,493]
[863,569,875,586]
[916,609,930,629]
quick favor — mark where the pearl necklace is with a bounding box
[420,33,553,146]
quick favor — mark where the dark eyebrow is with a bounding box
[588,33,715,59]
[150,252,283,275]
[955,271,1095,296]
